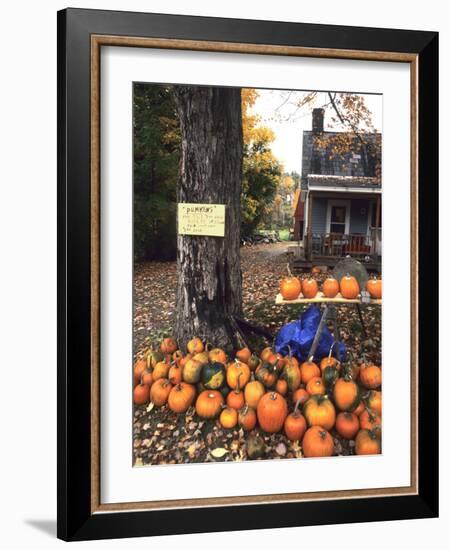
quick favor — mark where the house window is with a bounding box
[330,206,347,233]
[326,199,350,234]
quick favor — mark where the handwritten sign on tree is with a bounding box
[177,203,226,237]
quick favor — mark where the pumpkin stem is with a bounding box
[270,392,277,401]
[293,399,302,416]
[286,262,293,278]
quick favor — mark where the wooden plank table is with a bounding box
[275,292,381,346]
[275,292,382,306]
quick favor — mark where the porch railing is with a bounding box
[305,231,381,260]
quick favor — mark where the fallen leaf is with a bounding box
[210,448,229,458]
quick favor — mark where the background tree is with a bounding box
[173,86,243,351]
[133,84,180,261]
[241,89,282,235]
[273,91,381,179]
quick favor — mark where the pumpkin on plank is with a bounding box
[339,274,360,299]
[280,264,301,300]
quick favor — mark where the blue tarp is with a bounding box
[274,305,346,362]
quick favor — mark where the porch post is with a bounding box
[306,192,313,261]
[374,195,381,260]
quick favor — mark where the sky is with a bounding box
[249,90,383,175]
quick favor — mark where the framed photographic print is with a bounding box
[57,8,439,541]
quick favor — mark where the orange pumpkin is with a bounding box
[335,412,360,439]
[280,264,302,300]
[187,337,204,354]
[284,399,307,441]
[182,358,203,384]
[195,390,224,419]
[300,360,321,385]
[303,395,336,431]
[227,360,251,389]
[168,363,183,385]
[208,347,227,364]
[333,377,360,411]
[359,363,382,389]
[248,354,261,371]
[133,359,148,387]
[353,401,366,417]
[150,378,172,407]
[160,337,178,355]
[359,409,381,432]
[320,344,340,372]
[302,426,334,458]
[227,373,246,410]
[266,352,285,372]
[235,347,251,364]
[220,407,238,429]
[311,266,321,275]
[366,277,382,299]
[366,390,382,416]
[322,277,340,298]
[255,362,278,388]
[355,429,381,455]
[282,356,301,391]
[302,278,319,299]
[275,378,288,396]
[292,387,310,407]
[244,378,265,409]
[238,404,257,431]
[172,349,184,363]
[133,383,150,406]
[306,376,326,396]
[260,347,271,361]
[178,353,193,368]
[257,392,288,434]
[152,360,170,381]
[340,274,360,299]
[146,348,165,369]
[193,351,209,365]
[168,382,196,413]
[140,369,154,388]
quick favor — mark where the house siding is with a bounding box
[310,197,328,233]
[349,199,370,234]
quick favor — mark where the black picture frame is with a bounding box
[57,7,438,541]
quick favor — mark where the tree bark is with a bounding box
[174,86,243,352]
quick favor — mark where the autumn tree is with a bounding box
[241,89,282,235]
[173,86,243,351]
[274,91,381,179]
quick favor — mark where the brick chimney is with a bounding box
[312,108,324,133]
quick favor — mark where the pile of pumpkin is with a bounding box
[133,336,382,459]
[280,265,382,301]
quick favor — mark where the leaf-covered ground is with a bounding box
[133,243,381,466]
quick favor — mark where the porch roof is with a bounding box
[307,174,381,194]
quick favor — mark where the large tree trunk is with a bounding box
[174,86,243,353]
